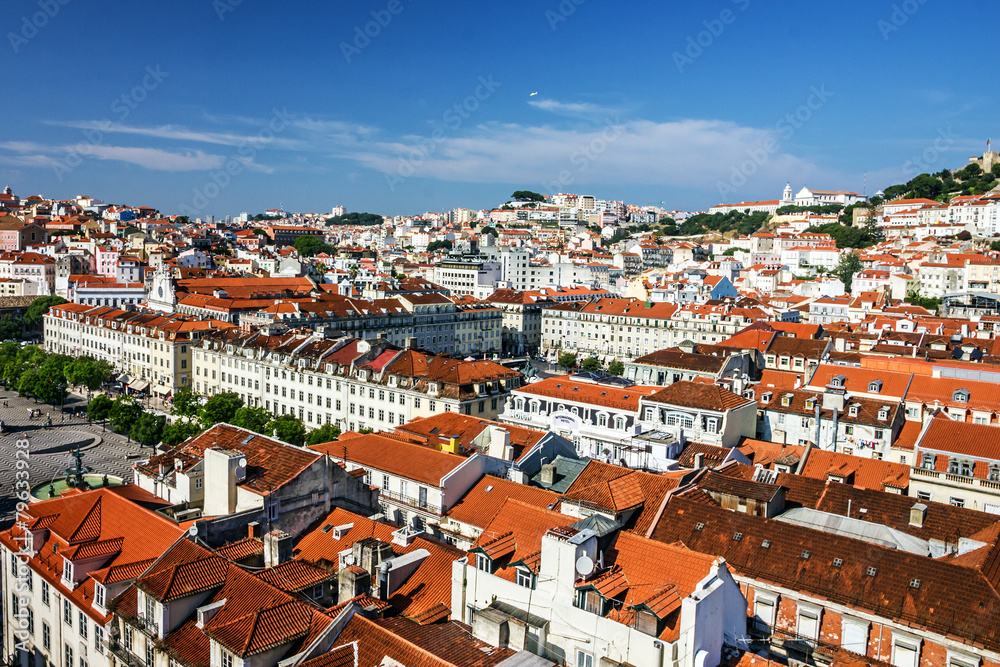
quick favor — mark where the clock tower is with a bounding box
[147,266,177,313]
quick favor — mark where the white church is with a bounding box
[709,184,867,215]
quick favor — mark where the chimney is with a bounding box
[248,521,261,539]
[338,564,371,602]
[909,503,927,528]
[442,435,460,454]
[405,337,417,349]
[203,448,244,517]
[540,462,557,486]
[263,530,293,567]
[693,452,705,469]
[487,426,512,460]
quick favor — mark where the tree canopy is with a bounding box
[292,235,333,257]
[832,252,863,293]
[24,296,69,328]
[325,212,384,226]
[109,396,143,435]
[804,221,880,249]
[558,352,577,370]
[130,413,166,448]
[87,394,113,422]
[607,360,625,376]
[199,392,244,428]
[426,240,453,253]
[306,422,342,447]
[171,386,201,419]
[511,190,546,202]
[267,414,306,447]
[0,315,23,340]
[581,357,602,372]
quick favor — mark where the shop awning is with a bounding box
[154,385,172,396]
[129,379,149,392]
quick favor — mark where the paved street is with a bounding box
[0,388,149,529]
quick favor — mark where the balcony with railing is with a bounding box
[378,488,443,516]
[107,639,139,667]
[912,466,1000,492]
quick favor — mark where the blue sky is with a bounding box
[0,0,994,217]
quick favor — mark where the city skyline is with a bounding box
[0,0,995,217]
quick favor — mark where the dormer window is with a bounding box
[94,584,106,609]
[830,375,846,388]
[878,407,889,421]
[762,392,772,404]
[848,404,860,418]
[62,559,73,584]
[868,380,883,393]
[954,389,970,403]
[475,553,491,573]
[805,398,816,410]
[781,394,792,407]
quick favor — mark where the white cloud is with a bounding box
[337,117,824,193]
[0,141,227,172]
[527,98,618,118]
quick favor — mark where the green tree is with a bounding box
[87,394,113,422]
[607,360,625,376]
[905,290,942,312]
[266,414,306,447]
[232,406,273,433]
[832,252,863,293]
[171,386,201,420]
[956,230,973,241]
[0,316,23,340]
[306,422,342,447]
[426,240,453,253]
[511,190,546,202]
[161,420,201,446]
[64,357,113,390]
[325,212,384,226]
[292,235,333,257]
[990,240,1000,252]
[199,392,244,428]
[24,296,69,328]
[17,368,39,399]
[130,413,166,448]
[109,396,144,435]
[557,352,577,371]
[33,356,69,405]
[481,226,499,237]
[581,357,602,373]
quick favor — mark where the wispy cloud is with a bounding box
[0,141,227,171]
[334,118,825,192]
[527,98,621,119]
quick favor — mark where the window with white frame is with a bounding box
[516,568,534,589]
[891,635,920,667]
[475,553,491,573]
[796,606,821,642]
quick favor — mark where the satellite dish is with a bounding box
[188,525,198,537]
[576,555,595,577]
[238,457,247,468]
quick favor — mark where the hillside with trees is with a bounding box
[325,212,384,226]
[882,163,1000,201]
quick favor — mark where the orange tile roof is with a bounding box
[137,424,321,497]
[644,381,754,412]
[310,432,468,487]
[446,475,559,531]
[471,499,577,580]
[0,487,183,625]
[517,376,660,411]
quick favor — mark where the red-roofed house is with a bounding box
[454,500,746,667]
